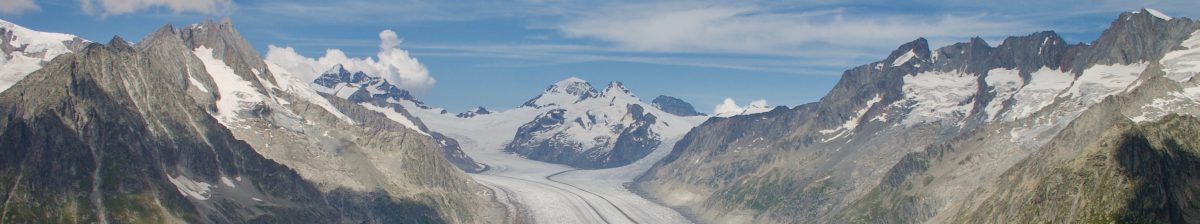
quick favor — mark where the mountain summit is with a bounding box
[504,77,707,168]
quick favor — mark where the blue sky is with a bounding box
[1,0,1198,113]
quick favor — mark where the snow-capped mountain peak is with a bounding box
[602,81,636,98]
[1135,8,1172,21]
[551,76,596,95]
[523,77,600,107]
[0,19,89,92]
[311,63,417,103]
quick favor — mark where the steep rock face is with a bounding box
[652,95,705,116]
[637,9,1200,223]
[503,79,704,169]
[0,35,439,223]
[309,64,485,173]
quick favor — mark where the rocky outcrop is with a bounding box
[652,95,705,116]
[455,107,491,118]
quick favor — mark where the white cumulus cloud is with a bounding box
[81,0,233,16]
[265,29,435,92]
[0,0,38,15]
[713,97,771,117]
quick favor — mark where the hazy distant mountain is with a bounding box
[636,8,1200,223]
[504,78,708,168]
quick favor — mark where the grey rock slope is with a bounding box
[637,9,1200,223]
[0,34,438,223]
[652,95,705,116]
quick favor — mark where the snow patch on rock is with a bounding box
[167,175,213,200]
[1004,67,1074,121]
[194,46,266,127]
[265,60,356,124]
[901,70,977,126]
[892,49,917,67]
[1064,62,1148,104]
[359,102,428,136]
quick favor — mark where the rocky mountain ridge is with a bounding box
[636,8,1200,223]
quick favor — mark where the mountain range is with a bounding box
[635,8,1200,223]
[1,7,1199,224]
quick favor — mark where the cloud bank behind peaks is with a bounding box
[713,97,771,117]
[265,29,435,92]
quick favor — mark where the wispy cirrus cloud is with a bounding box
[80,0,233,16]
[0,0,39,15]
[555,3,1042,55]
[228,0,1200,76]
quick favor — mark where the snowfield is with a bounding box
[0,20,85,92]
[902,70,977,126]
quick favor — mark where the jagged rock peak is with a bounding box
[312,64,418,103]
[522,77,600,107]
[106,35,133,51]
[137,24,180,47]
[652,95,704,116]
[603,81,634,97]
[887,37,931,67]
